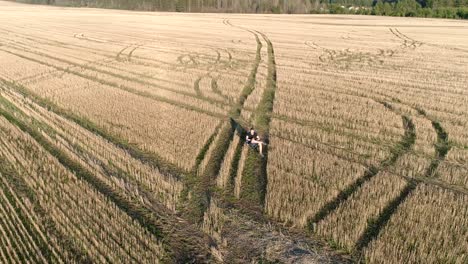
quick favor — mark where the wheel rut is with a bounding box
[181,19,282,262]
[354,104,452,257]
[0,48,225,119]
[191,20,332,263]
[308,102,416,229]
[180,19,263,227]
[0,37,228,114]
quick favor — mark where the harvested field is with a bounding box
[0,1,467,263]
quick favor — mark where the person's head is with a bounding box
[250,128,255,134]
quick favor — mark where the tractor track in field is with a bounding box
[1,10,466,264]
[35,26,255,72]
[191,19,336,263]
[0,77,188,181]
[354,104,452,257]
[237,30,277,209]
[0,38,230,108]
[192,74,230,104]
[305,28,425,69]
[272,114,401,153]
[213,48,222,66]
[194,76,203,97]
[183,19,264,224]
[116,44,132,62]
[273,102,468,198]
[0,27,288,260]
[177,48,232,74]
[307,102,416,228]
[0,28,249,84]
[217,20,361,263]
[0,35,203,89]
[221,19,268,206]
[296,96,456,259]
[0,47,227,119]
[389,28,423,50]
[116,43,145,62]
[180,18,276,261]
[127,43,143,62]
[0,26,258,68]
[0,33,245,92]
[59,24,248,56]
[276,62,468,97]
[225,49,233,66]
[305,40,395,69]
[272,133,468,197]
[210,77,229,102]
[269,79,468,170]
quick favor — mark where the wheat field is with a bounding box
[0,1,467,263]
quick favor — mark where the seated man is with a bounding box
[246,127,265,156]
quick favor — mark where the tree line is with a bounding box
[10,0,468,18]
[372,0,468,18]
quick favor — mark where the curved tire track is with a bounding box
[308,102,416,228]
[389,28,423,49]
[355,106,451,255]
[181,19,263,227]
